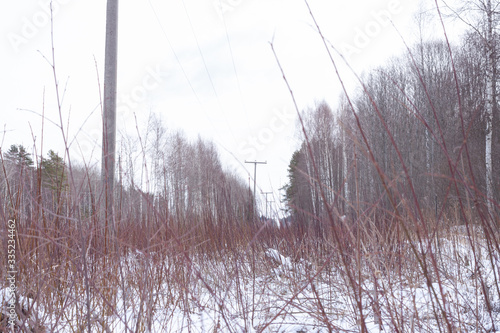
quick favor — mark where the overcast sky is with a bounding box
[2,0,458,215]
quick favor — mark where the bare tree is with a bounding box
[440,0,499,216]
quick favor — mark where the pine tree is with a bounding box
[41,150,67,193]
[4,144,33,168]
[281,149,301,215]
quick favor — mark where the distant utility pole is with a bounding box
[245,160,266,220]
[101,0,119,236]
[261,191,273,218]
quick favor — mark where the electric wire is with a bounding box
[218,0,251,125]
[179,0,237,142]
[147,0,236,158]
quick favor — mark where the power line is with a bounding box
[147,0,202,105]
[218,0,250,125]
[147,0,237,145]
[179,0,237,142]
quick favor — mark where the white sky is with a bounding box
[2,0,462,216]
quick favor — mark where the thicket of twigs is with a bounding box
[1,1,500,332]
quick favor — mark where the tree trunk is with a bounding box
[485,0,495,217]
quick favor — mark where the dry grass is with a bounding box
[1,2,499,332]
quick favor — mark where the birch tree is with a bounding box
[442,0,499,215]
[483,0,497,216]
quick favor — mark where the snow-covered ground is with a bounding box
[1,229,499,332]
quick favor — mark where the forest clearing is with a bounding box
[1,0,499,332]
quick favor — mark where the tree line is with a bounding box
[1,117,254,251]
[282,25,499,237]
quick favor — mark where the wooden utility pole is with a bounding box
[261,191,273,218]
[245,160,266,221]
[102,0,119,236]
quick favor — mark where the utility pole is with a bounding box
[261,191,273,218]
[102,0,119,237]
[245,160,266,221]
